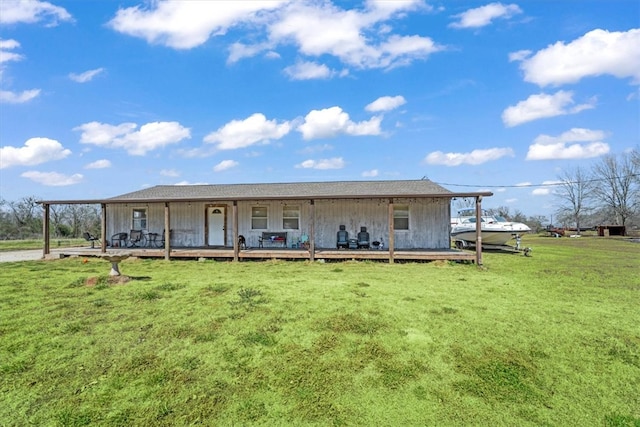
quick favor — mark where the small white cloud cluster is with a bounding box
[75,121,191,156]
[502,90,595,127]
[0,0,72,26]
[503,28,639,128]
[107,1,442,79]
[0,137,71,169]
[514,29,640,87]
[424,147,515,166]
[0,39,40,103]
[449,2,522,29]
[526,128,609,161]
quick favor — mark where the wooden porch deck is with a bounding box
[56,246,476,263]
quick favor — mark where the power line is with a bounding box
[431,173,640,189]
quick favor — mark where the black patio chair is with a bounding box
[128,229,145,247]
[357,226,370,249]
[111,232,128,248]
[83,232,100,248]
[337,225,349,249]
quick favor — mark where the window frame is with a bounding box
[393,204,409,230]
[282,205,300,230]
[251,206,268,230]
[132,208,148,230]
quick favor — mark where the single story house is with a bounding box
[39,180,492,264]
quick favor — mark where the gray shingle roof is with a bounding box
[38,180,492,204]
[109,180,453,202]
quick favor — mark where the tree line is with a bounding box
[553,149,639,233]
[453,149,639,234]
[0,198,100,240]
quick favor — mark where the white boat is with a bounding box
[451,209,531,246]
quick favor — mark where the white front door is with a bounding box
[208,206,226,246]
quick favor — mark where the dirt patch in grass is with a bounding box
[85,276,131,287]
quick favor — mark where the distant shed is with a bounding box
[597,225,626,236]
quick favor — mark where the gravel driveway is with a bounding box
[0,249,47,262]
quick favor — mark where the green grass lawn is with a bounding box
[1,235,639,426]
[0,238,86,251]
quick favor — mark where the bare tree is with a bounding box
[486,206,511,219]
[554,166,594,234]
[8,196,43,239]
[592,152,639,228]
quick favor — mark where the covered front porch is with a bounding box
[51,245,476,263]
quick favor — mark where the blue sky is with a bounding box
[1,0,638,218]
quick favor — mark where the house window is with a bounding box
[252,206,268,229]
[393,205,409,230]
[282,205,300,230]
[132,208,147,230]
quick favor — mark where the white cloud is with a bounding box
[108,1,285,50]
[526,128,610,160]
[532,182,560,196]
[75,121,191,155]
[0,39,41,101]
[449,3,522,29]
[283,60,335,80]
[365,95,406,112]
[532,188,551,196]
[514,29,640,86]
[204,113,291,150]
[508,49,531,62]
[0,0,72,25]
[174,180,209,186]
[160,169,180,177]
[84,159,111,169]
[295,157,345,170]
[0,89,40,103]
[213,159,239,172]
[0,39,23,65]
[69,68,105,83]
[0,137,71,169]
[424,147,515,166]
[502,90,596,127]
[21,171,83,186]
[362,169,379,177]
[297,106,382,140]
[109,1,442,71]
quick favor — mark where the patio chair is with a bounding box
[357,226,370,249]
[128,229,145,247]
[83,232,100,248]
[337,225,349,249]
[299,234,310,250]
[111,232,128,248]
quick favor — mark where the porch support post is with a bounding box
[100,203,107,253]
[309,199,315,261]
[475,196,483,266]
[42,203,50,258]
[233,200,239,262]
[164,202,171,260]
[388,198,395,263]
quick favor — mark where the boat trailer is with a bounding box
[454,235,532,256]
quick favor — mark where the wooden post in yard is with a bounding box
[101,203,107,253]
[233,201,239,262]
[388,198,395,263]
[164,202,171,261]
[475,196,483,266]
[309,200,315,261]
[42,203,50,258]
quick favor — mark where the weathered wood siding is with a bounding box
[313,197,450,249]
[106,197,451,249]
